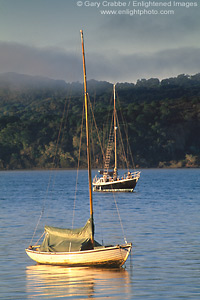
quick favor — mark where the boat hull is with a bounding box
[93,177,138,192]
[25,244,132,268]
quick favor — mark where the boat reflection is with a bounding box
[26,264,131,299]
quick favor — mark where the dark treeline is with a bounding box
[0,72,200,170]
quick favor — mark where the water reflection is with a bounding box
[26,264,131,299]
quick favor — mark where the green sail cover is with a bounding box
[40,218,94,252]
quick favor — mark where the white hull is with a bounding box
[26,244,132,268]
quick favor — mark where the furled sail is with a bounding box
[40,218,94,252]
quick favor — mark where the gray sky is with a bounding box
[0,0,200,83]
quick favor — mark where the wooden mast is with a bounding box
[114,84,117,176]
[80,30,94,244]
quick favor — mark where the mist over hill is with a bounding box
[0,72,67,90]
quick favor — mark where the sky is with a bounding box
[0,0,200,83]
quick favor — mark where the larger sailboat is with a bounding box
[25,30,132,268]
[93,84,140,192]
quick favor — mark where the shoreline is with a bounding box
[0,166,199,172]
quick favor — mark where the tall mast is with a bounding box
[114,84,117,176]
[80,30,94,242]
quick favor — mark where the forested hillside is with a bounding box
[0,72,199,170]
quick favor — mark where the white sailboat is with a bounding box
[93,84,140,192]
[25,30,132,268]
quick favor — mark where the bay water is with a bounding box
[0,169,199,299]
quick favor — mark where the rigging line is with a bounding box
[89,93,96,165]
[60,97,71,151]
[29,167,56,245]
[116,92,136,169]
[44,96,70,222]
[53,96,69,167]
[127,129,136,169]
[88,99,95,166]
[116,112,129,170]
[115,92,129,169]
[112,192,127,244]
[71,100,85,229]
[33,231,45,247]
[29,97,70,245]
[88,94,106,163]
[119,113,136,169]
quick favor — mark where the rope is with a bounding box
[29,205,45,246]
[71,100,85,229]
[88,94,106,163]
[112,192,127,244]
[33,231,45,247]
[29,160,58,245]
[116,112,129,170]
[116,92,136,169]
[29,95,71,245]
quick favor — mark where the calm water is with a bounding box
[0,169,200,299]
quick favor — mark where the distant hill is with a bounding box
[0,72,199,170]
